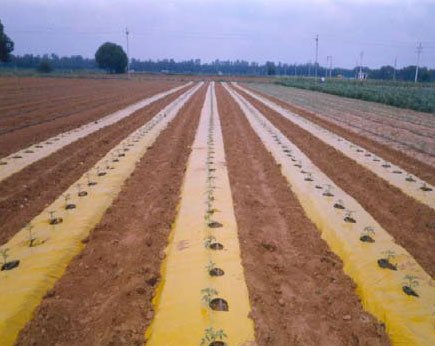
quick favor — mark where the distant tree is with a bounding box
[95,42,128,73]
[0,20,14,62]
[37,60,53,73]
[266,61,276,75]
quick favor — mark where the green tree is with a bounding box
[0,20,14,62]
[95,42,128,73]
[266,61,276,75]
[37,60,53,73]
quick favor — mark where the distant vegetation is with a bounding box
[2,54,435,82]
[95,42,128,74]
[0,20,14,62]
[277,78,435,113]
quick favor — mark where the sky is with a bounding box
[1,0,435,68]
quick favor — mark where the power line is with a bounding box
[314,34,319,82]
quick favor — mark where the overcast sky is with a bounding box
[1,0,434,68]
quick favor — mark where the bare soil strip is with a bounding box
[0,79,184,157]
[0,86,191,246]
[16,84,206,346]
[242,84,435,186]
[216,83,389,345]
[236,87,435,276]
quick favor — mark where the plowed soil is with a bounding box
[16,84,207,346]
[236,87,435,277]
[216,84,389,345]
[243,84,435,185]
[0,85,190,246]
[0,77,183,156]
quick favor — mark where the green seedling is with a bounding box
[360,226,375,243]
[334,199,345,209]
[206,260,216,273]
[304,172,314,181]
[344,209,356,223]
[25,223,36,247]
[201,288,218,304]
[323,184,334,197]
[0,248,10,264]
[200,327,228,346]
[381,250,396,261]
[204,236,217,249]
[403,274,419,289]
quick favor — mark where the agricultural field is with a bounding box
[0,76,433,346]
[276,77,435,113]
[247,82,435,167]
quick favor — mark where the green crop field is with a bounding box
[276,77,435,113]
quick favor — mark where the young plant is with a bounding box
[201,288,218,305]
[378,249,397,270]
[323,184,334,197]
[25,223,36,247]
[206,260,216,273]
[402,274,419,289]
[360,226,375,243]
[334,199,345,209]
[381,250,396,261]
[204,236,217,249]
[344,209,356,223]
[200,327,228,346]
[304,172,314,182]
[0,247,10,264]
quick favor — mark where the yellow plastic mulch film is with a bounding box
[223,82,435,346]
[145,82,256,346]
[0,82,203,346]
[233,83,435,210]
[0,82,193,183]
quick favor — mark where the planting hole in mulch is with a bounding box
[420,185,432,192]
[405,176,416,182]
[344,216,356,223]
[323,191,334,197]
[208,221,223,228]
[373,158,380,162]
[49,217,63,225]
[334,203,345,209]
[315,185,323,189]
[1,260,20,271]
[112,159,119,163]
[0,161,7,165]
[12,155,23,159]
[97,172,107,177]
[35,145,43,148]
[65,203,76,210]
[382,164,391,168]
[118,153,125,157]
[356,149,363,153]
[209,342,227,346]
[365,153,371,157]
[123,148,129,152]
[377,258,397,270]
[46,141,53,145]
[209,298,229,311]
[209,243,224,250]
[88,181,97,186]
[360,235,375,243]
[294,164,302,168]
[402,286,418,297]
[24,150,34,153]
[392,170,402,174]
[78,191,88,197]
[209,268,225,276]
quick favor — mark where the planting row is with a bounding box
[0,83,191,182]
[146,82,255,345]
[235,83,434,209]
[224,82,434,345]
[0,83,202,345]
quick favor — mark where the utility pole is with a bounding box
[414,42,422,83]
[326,56,332,78]
[358,51,364,79]
[329,56,333,78]
[314,34,319,82]
[125,27,130,76]
[393,57,397,81]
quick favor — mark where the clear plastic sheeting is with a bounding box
[0,82,192,182]
[146,82,256,345]
[0,82,202,346]
[225,82,435,346]
[234,83,435,210]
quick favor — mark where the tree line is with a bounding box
[0,54,432,82]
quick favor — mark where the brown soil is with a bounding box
[242,85,435,186]
[0,77,184,156]
[16,84,207,346]
[216,84,390,345]
[236,87,435,277]
[0,86,190,246]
